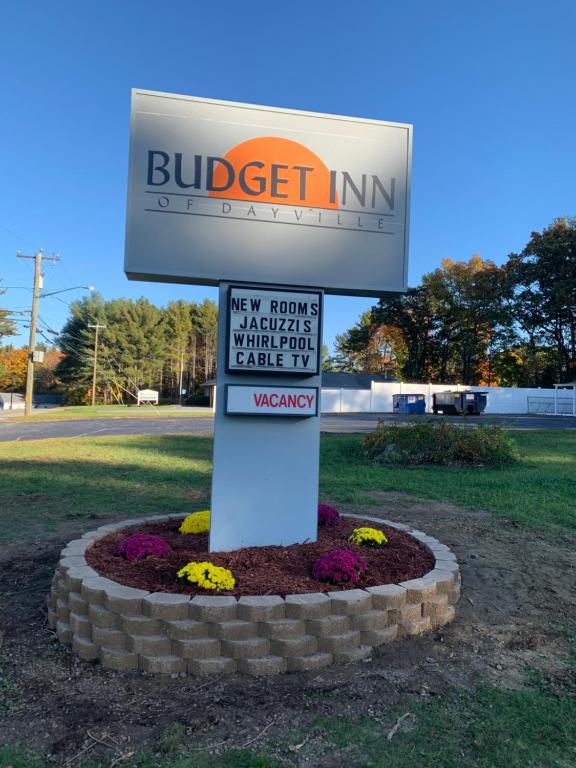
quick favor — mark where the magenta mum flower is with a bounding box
[114,534,170,561]
[312,549,366,584]
[318,503,341,528]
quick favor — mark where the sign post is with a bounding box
[124,90,412,552]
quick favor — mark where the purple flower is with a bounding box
[312,549,366,584]
[318,503,341,528]
[114,534,170,562]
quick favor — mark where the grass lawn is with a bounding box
[1,404,212,422]
[0,429,574,545]
[0,428,575,767]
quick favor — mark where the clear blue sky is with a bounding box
[1,0,575,351]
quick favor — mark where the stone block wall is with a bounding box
[47,515,460,676]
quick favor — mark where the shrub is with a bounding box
[312,549,366,584]
[364,420,519,467]
[179,510,210,534]
[177,561,235,591]
[185,394,210,407]
[318,503,341,527]
[114,534,170,561]
[349,527,388,547]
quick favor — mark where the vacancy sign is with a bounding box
[226,286,321,376]
[226,385,318,417]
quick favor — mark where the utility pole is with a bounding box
[17,250,60,416]
[178,348,185,406]
[88,324,106,407]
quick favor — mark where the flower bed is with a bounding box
[47,513,461,676]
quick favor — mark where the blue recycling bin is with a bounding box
[392,393,426,415]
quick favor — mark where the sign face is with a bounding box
[226,385,318,417]
[226,286,321,376]
[125,90,412,296]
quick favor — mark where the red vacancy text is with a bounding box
[253,392,314,409]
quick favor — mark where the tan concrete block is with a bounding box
[361,625,398,647]
[433,559,459,575]
[399,578,437,603]
[47,608,57,630]
[59,556,87,572]
[72,635,99,661]
[431,605,456,628]
[351,610,389,632]
[140,654,187,674]
[426,569,456,594]
[401,616,431,636]
[172,638,221,659]
[122,615,163,636]
[318,630,361,653]
[165,619,209,641]
[210,620,258,640]
[422,594,449,619]
[448,585,461,604]
[69,612,92,638]
[190,596,237,622]
[285,593,331,620]
[65,567,98,593]
[68,592,89,615]
[81,577,120,606]
[307,614,350,637]
[142,593,190,621]
[366,584,406,611]
[189,657,237,675]
[56,598,70,622]
[286,653,333,672]
[221,637,270,659]
[328,589,372,616]
[270,635,318,658]
[238,596,285,622]
[88,604,120,630]
[105,585,149,616]
[56,620,72,644]
[55,578,68,598]
[128,635,172,655]
[238,656,287,675]
[333,645,372,665]
[61,539,90,557]
[259,618,306,640]
[388,604,422,624]
[92,626,127,651]
[100,648,138,671]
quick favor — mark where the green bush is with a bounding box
[364,420,519,467]
[184,394,210,407]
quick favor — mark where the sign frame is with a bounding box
[225,384,319,417]
[224,284,323,377]
[125,89,412,297]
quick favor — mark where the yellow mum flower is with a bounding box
[349,526,388,547]
[177,561,235,592]
[179,510,210,534]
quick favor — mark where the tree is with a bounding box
[0,346,27,390]
[332,311,406,377]
[0,281,17,341]
[506,217,576,382]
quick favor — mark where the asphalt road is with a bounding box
[0,413,574,442]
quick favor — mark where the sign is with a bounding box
[137,388,159,405]
[226,285,321,376]
[125,90,412,296]
[226,385,318,417]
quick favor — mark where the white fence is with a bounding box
[321,382,576,416]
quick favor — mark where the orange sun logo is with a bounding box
[208,136,338,208]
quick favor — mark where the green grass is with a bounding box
[0,430,575,544]
[2,405,212,422]
[1,684,574,767]
[321,430,576,532]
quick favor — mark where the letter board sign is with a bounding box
[225,385,318,417]
[226,285,321,376]
[125,90,412,296]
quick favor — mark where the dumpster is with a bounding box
[432,391,488,415]
[393,393,426,415]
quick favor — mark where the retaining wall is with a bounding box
[47,514,460,676]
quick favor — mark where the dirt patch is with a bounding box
[85,518,434,597]
[1,496,575,764]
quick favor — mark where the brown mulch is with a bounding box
[85,517,435,597]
